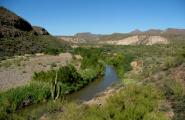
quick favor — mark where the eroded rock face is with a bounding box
[146,36,169,45]
[105,35,169,45]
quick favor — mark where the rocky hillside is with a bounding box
[0,7,32,37]
[0,7,50,37]
[0,7,66,60]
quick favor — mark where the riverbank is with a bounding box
[84,84,123,106]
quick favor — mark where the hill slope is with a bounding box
[0,7,66,60]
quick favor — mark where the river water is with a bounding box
[69,65,119,101]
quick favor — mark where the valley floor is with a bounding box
[0,43,185,120]
[0,53,73,91]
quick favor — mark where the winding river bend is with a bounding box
[69,65,119,101]
[16,65,119,114]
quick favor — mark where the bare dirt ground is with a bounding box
[0,53,73,91]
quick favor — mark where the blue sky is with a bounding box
[1,0,185,35]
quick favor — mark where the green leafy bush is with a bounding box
[32,64,103,95]
[79,68,98,82]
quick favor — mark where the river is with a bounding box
[15,65,119,116]
[69,65,119,101]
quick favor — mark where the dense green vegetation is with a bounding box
[0,37,185,119]
[73,47,133,77]
[32,64,101,94]
[68,39,184,120]
[73,47,104,69]
[57,40,185,120]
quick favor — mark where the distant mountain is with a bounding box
[130,29,142,34]
[145,29,163,34]
[0,7,65,59]
[75,32,101,37]
[59,28,185,45]
[129,28,185,35]
[73,32,101,42]
[165,28,185,35]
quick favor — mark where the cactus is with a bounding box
[50,71,61,101]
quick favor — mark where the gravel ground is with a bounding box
[0,53,73,91]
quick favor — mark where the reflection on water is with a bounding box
[69,65,119,101]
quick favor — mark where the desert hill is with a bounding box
[0,7,67,60]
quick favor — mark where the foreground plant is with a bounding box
[51,71,61,101]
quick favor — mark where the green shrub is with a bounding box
[0,82,50,119]
[79,68,98,82]
[10,100,64,120]
[74,47,104,69]
[164,80,185,98]
[57,84,166,120]
[33,70,55,82]
[32,64,102,97]
[164,55,184,69]
[163,79,185,120]
[108,53,132,77]
[143,112,167,120]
